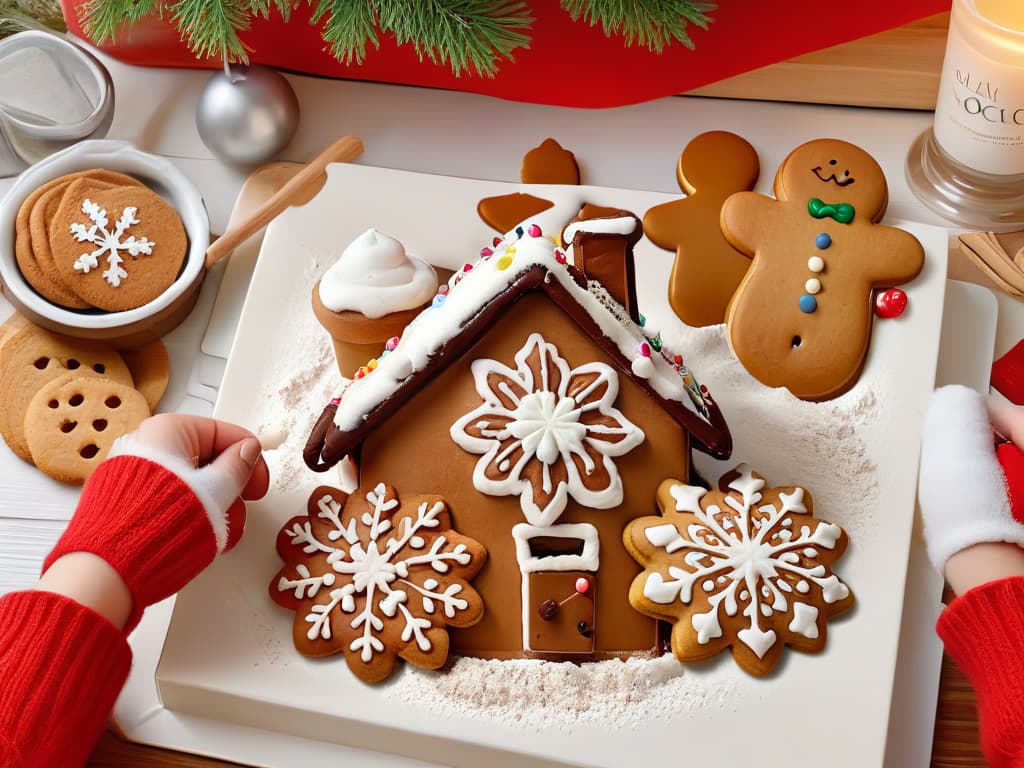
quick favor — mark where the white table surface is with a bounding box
[0,35,989,767]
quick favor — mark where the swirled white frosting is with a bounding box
[318,229,437,318]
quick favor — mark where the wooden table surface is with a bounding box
[88,11,980,768]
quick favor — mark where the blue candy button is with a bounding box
[815,233,832,249]
[798,294,818,313]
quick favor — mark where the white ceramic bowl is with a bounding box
[0,140,209,346]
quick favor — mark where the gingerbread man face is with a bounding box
[720,139,924,401]
[774,139,888,222]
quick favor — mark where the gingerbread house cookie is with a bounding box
[301,202,731,667]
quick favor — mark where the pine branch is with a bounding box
[561,0,715,52]
[310,0,380,66]
[79,0,159,43]
[167,0,251,61]
[378,0,532,78]
[248,0,298,22]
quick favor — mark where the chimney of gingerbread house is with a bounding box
[561,203,642,324]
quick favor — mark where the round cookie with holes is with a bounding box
[0,323,133,462]
[24,374,150,484]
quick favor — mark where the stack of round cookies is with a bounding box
[0,313,169,484]
[14,169,188,312]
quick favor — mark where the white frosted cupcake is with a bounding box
[312,229,437,377]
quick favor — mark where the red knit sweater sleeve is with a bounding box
[0,590,131,768]
[937,576,1024,768]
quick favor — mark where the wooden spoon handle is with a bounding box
[204,134,364,268]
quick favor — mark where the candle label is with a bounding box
[934,26,1024,175]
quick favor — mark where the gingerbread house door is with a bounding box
[512,522,598,657]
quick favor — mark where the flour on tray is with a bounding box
[388,654,737,731]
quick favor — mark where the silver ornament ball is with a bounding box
[196,64,300,167]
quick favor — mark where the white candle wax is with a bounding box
[933,0,1024,175]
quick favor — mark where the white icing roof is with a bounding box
[331,221,718,439]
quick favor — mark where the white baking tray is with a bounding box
[150,164,950,767]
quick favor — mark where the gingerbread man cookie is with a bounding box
[478,138,580,234]
[643,131,760,327]
[720,139,925,401]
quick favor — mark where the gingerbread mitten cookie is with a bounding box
[624,466,854,676]
[644,131,759,327]
[271,484,487,683]
[478,138,581,234]
[720,139,925,401]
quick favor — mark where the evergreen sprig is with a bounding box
[167,0,252,61]
[79,0,715,75]
[561,0,715,52]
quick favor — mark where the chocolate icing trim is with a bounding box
[304,264,732,472]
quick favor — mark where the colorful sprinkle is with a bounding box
[431,294,446,308]
[480,246,493,258]
[462,263,474,272]
[527,224,542,238]
[438,284,449,295]
[638,313,646,327]
[805,278,821,294]
[674,355,683,366]
[808,256,825,273]
[496,254,514,270]
[492,237,502,247]
[385,336,399,351]
[505,246,517,257]
[639,342,651,358]
[554,249,567,264]
[651,337,662,352]
[875,287,908,319]
[798,294,818,313]
[514,226,524,238]
[329,397,341,406]
[354,367,368,380]
[816,233,832,249]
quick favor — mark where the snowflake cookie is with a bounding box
[270,483,487,683]
[623,465,854,676]
[49,178,188,312]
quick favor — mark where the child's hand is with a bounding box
[41,414,270,631]
[919,385,1024,594]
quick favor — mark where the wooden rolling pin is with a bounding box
[204,134,364,268]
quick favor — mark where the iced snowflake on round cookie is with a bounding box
[623,465,853,676]
[270,483,486,683]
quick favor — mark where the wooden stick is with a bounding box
[204,134,364,268]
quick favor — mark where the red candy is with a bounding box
[575,577,590,595]
[480,247,493,258]
[527,224,542,238]
[554,250,567,264]
[874,288,908,319]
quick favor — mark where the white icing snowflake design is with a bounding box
[626,465,854,675]
[450,332,645,527]
[69,198,155,287]
[271,483,485,682]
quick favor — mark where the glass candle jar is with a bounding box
[906,0,1024,231]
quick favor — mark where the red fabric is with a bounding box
[938,577,1024,768]
[992,339,1024,406]
[0,590,131,768]
[61,1,951,108]
[43,455,217,632]
[997,442,1024,525]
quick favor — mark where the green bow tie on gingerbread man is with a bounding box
[808,197,856,224]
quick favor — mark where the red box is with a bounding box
[62,1,951,108]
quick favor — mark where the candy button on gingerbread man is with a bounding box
[643,131,760,328]
[720,139,924,401]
